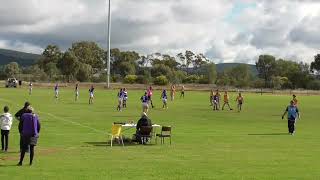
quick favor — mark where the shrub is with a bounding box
[198,75,209,84]
[307,80,320,90]
[183,75,199,83]
[111,74,122,82]
[123,75,137,84]
[154,75,169,85]
[172,70,187,84]
[92,73,107,83]
[136,75,150,84]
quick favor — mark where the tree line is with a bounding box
[0,41,320,89]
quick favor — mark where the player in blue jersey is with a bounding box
[282,100,300,135]
[161,89,168,109]
[212,94,219,111]
[122,88,128,108]
[88,85,94,104]
[140,92,149,113]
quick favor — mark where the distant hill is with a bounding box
[216,63,257,75]
[0,49,41,67]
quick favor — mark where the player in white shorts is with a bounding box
[161,89,168,109]
[75,83,79,101]
[29,82,33,95]
[89,85,94,104]
[140,92,149,113]
[54,83,59,99]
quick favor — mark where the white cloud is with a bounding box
[0,0,319,64]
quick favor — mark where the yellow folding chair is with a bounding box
[110,124,124,147]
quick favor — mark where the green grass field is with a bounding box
[0,87,319,180]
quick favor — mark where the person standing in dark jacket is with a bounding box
[15,102,30,152]
[18,106,41,166]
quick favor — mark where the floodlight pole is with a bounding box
[107,0,111,88]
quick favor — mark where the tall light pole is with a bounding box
[107,0,111,88]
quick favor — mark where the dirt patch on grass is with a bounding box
[0,148,60,162]
[38,148,60,156]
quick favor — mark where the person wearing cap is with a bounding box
[0,106,13,152]
[18,106,41,166]
[282,100,300,135]
[15,102,31,152]
[135,112,152,144]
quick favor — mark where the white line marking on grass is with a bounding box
[44,112,107,134]
[0,98,110,135]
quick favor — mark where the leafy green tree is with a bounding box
[154,75,169,85]
[119,61,136,77]
[176,53,186,67]
[38,45,62,69]
[0,66,6,79]
[24,65,48,81]
[58,51,80,82]
[172,70,187,83]
[70,41,105,71]
[162,55,180,70]
[271,76,288,89]
[76,63,92,82]
[110,50,139,77]
[193,54,209,68]
[123,75,138,84]
[219,64,253,87]
[203,63,216,84]
[44,62,60,79]
[4,62,20,78]
[185,50,195,68]
[151,64,172,78]
[256,55,277,87]
[311,54,320,75]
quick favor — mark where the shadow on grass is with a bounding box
[110,115,137,118]
[248,133,289,136]
[0,164,19,167]
[84,141,157,147]
[0,151,19,154]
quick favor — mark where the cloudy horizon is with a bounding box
[0,0,319,64]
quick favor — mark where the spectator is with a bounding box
[0,106,13,152]
[135,112,152,144]
[18,106,41,166]
[15,102,31,152]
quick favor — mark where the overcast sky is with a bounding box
[0,0,319,64]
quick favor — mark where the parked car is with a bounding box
[5,78,18,88]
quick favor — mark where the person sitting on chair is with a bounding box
[135,112,152,144]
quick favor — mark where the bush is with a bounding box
[183,75,199,83]
[111,74,122,83]
[198,75,209,84]
[136,75,150,84]
[307,80,320,90]
[123,75,137,84]
[154,75,169,85]
[172,70,187,84]
[92,73,107,83]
